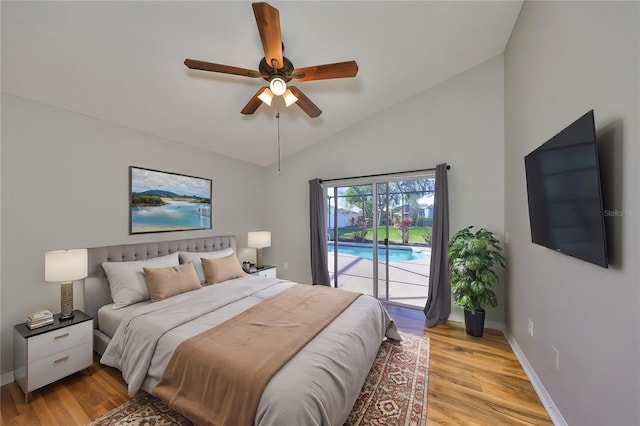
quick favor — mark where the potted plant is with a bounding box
[448,226,505,337]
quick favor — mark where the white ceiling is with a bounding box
[2,1,522,167]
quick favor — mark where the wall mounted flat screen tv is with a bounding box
[524,110,608,268]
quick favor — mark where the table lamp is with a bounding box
[248,231,271,269]
[45,249,88,320]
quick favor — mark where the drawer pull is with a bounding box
[54,356,69,363]
[54,333,69,340]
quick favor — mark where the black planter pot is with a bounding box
[464,308,486,337]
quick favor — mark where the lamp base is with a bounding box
[60,281,74,320]
[256,248,264,269]
[59,312,75,320]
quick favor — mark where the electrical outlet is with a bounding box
[553,346,560,370]
[528,319,534,337]
[283,262,289,270]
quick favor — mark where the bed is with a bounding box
[85,235,400,425]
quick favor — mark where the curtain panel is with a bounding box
[423,163,451,327]
[309,179,331,286]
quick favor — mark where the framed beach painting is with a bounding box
[129,166,212,234]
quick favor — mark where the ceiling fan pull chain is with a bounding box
[276,110,281,173]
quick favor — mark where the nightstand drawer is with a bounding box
[28,321,92,362]
[28,342,92,391]
[256,269,276,278]
[251,266,277,278]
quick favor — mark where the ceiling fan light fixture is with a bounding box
[269,77,287,96]
[257,87,274,106]
[283,89,298,107]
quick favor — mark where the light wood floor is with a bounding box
[386,305,552,425]
[1,306,552,425]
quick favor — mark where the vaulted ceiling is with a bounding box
[2,1,522,166]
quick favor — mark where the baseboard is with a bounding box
[1,370,14,386]
[504,329,567,426]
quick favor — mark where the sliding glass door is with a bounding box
[327,184,376,296]
[326,173,435,308]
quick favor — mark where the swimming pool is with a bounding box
[327,243,428,261]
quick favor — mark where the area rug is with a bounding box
[88,331,429,426]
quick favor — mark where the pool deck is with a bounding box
[328,247,431,309]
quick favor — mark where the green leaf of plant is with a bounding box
[449,226,505,311]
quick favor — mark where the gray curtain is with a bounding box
[423,163,451,327]
[309,179,331,286]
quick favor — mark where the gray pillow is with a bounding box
[102,252,179,309]
[179,248,234,283]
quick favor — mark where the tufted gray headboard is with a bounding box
[85,235,236,326]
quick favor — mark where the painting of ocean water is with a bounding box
[130,167,212,234]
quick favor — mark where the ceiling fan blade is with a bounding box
[293,61,359,82]
[184,59,262,78]
[252,2,284,70]
[288,86,322,118]
[241,87,269,115]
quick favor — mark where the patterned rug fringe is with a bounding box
[88,331,429,426]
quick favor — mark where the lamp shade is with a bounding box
[257,87,274,106]
[283,89,298,107]
[45,249,88,282]
[248,231,271,249]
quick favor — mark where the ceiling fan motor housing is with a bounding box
[259,56,295,82]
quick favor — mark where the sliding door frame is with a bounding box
[323,170,435,304]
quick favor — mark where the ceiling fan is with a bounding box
[184,2,359,118]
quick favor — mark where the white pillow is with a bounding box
[179,248,234,283]
[102,252,179,309]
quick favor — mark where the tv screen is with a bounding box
[524,110,608,268]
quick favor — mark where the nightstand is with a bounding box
[13,310,93,403]
[251,265,277,278]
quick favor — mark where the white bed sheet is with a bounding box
[97,301,150,338]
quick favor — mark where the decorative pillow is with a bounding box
[102,252,179,309]
[179,248,234,284]
[201,254,247,285]
[143,262,201,302]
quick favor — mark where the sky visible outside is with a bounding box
[131,168,211,199]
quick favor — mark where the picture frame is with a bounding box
[129,166,212,234]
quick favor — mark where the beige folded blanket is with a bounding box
[153,284,360,426]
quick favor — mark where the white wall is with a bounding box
[504,2,639,425]
[0,94,266,376]
[263,55,506,324]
